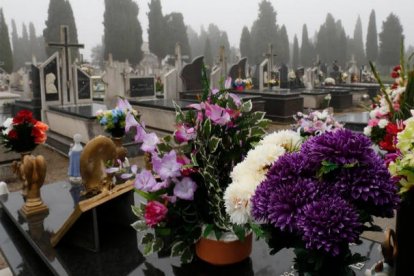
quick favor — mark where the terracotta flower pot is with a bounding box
[195,233,252,265]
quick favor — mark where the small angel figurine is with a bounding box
[68,134,83,184]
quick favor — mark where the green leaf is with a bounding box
[141,232,154,244]
[250,127,266,137]
[143,242,153,256]
[250,223,265,238]
[152,238,164,253]
[232,225,246,241]
[171,241,186,257]
[208,136,221,152]
[155,227,171,236]
[317,160,339,178]
[180,247,194,263]
[203,119,212,138]
[163,135,172,143]
[156,142,172,154]
[202,224,214,238]
[131,220,147,231]
[343,161,358,168]
[131,205,143,218]
[251,111,266,122]
[190,153,199,166]
[241,100,253,113]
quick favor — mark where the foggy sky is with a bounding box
[2,0,414,60]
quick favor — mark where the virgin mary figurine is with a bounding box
[68,134,83,183]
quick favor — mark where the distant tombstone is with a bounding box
[251,65,259,88]
[22,72,31,100]
[180,56,204,91]
[164,69,178,100]
[73,67,92,104]
[228,57,247,80]
[129,77,155,98]
[279,63,289,89]
[210,65,221,90]
[102,56,129,108]
[304,68,314,89]
[31,65,41,102]
[259,60,268,91]
[330,60,341,83]
[320,63,328,75]
[40,52,61,109]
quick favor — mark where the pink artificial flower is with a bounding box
[173,177,197,200]
[368,118,379,127]
[151,150,182,180]
[125,112,139,132]
[211,88,219,95]
[176,154,191,165]
[141,132,159,152]
[205,103,231,126]
[117,98,132,110]
[144,201,168,227]
[224,77,232,89]
[174,124,196,143]
[228,93,241,107]
[134,169,157,191]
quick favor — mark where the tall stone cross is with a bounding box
[218,46,227,79]
[48,25,84,104]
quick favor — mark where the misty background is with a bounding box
[1,0,413,73]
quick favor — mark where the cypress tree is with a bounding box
[239,26,252,63]
[21,23,31,64]
[147,0,166,64]
[11,19,21,70]
[292,35,299,69]
[300,24,314,67]
[204,37,213,68]
[187,25,202,58]
[378,13,404,67]
[43,0,80,61]
[164,12,191,59]
[103,0,143,65]
[278,25,289,64]
[29,22,38,59]
[250,0,278,64]
[0,9,13,73]
[366,10,378,63]
[352,16,365,65]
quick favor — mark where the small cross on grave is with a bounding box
[263,44,277,89]
[48,25,84,104]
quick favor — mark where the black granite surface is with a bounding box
[129,99,195,111]
[336,112,369,132]
[0,181,382,276]
[49,103,107,119]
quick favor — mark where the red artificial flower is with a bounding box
[8,129,18,140]
[13,110,36,125]
[32,121,49,144]
[144,201,168,227]
[379,123,402,152]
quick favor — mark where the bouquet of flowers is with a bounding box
[96,98,139,137]
[0,110,48,153]
[232,77,253,91]
[292,109,342,138]
[364,40,414,153]
[250,129,399,275]
[126,67,269,263]
[224,130,302,227]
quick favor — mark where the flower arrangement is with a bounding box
[224,130,302,226]
[127,66,269,263]
[96,98,139,137]
[364,40,414,153]
[292,109,343,138]
[250,129,399,275]
[0,110,48,153]
[232,77,253,91]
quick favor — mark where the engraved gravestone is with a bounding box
[129,77,155,98]
[76,68,91,100]
[180,56,204,91]
[279,63,288,89]
[228,57,247,80]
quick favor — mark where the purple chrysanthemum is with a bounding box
[251,153,321,231]
[297,196,362,256]
[301,129,377,170]
[331,156,400,217]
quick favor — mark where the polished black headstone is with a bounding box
[180,56,204,91]
[279,63,288,89]
[49,103,107,119]
[335,111,369,132]
[77,69,91,100]
[228,58,247,80]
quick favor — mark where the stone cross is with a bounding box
[263,44,277,89]
[219,46,227,79]
[48,25,84,104]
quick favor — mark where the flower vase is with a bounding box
[111,136,127,163]
[12,151,33,201]
[195,232,252,265]
[395,190,414,276]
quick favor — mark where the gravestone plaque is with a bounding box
[228,57,247,80]
[76,69,91,100]
[279,63,288,89]
[129,77,155,98]
[180,56,204,91]
[43,55,59,102]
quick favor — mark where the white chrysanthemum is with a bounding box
[259,130,302,151]
[246,144,285,169]
[316,110,328,120]
[378,119,389,128]
[224,181,255,225]
[1,118,13,135]
[369,109,378,119]
[363,126,372,136]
